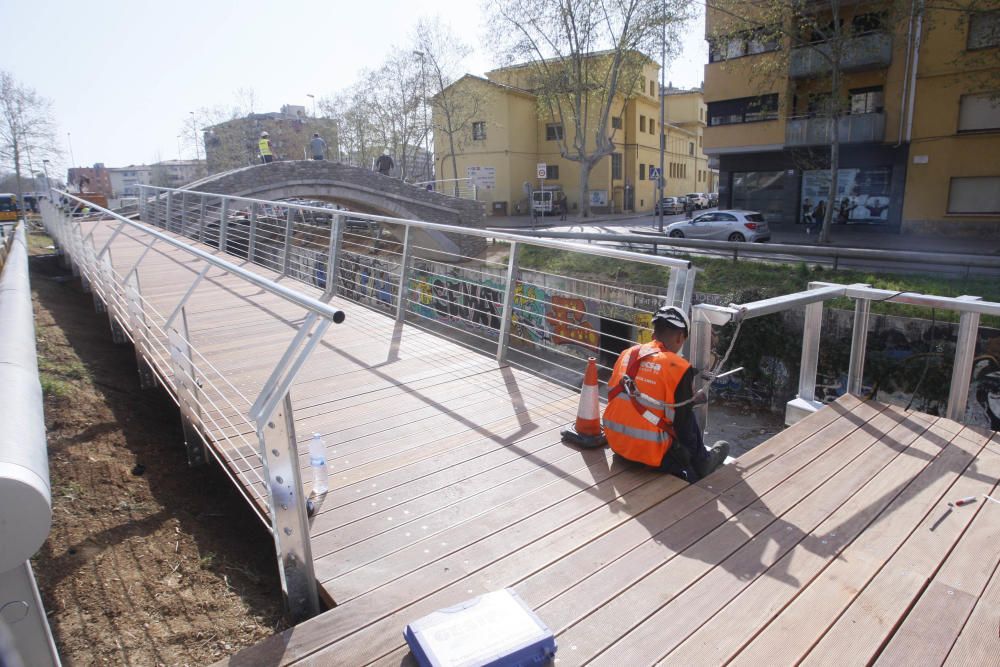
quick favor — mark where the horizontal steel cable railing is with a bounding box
[44,192,348,622]
[136,184,697,393]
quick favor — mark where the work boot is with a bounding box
[696,440,730,479]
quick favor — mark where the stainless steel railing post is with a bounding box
[946,296,982,421]
[167,307,206,467]
[248,202,258,264]
[846,297,871,395]
[164,190,173,232]
[219,198,229,254]
[282,206,294,276]
[198,196,207,243]
[323,214,344,300]
[496,241,520,364]
[395,225,414,322]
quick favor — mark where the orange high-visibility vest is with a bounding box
[603,341,690,467]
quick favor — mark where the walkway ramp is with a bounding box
[222,393,1000,666]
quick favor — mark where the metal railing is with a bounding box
[689,282,1000,429]
[0,221,61,666]
[786,111,886,146]
[789,31,893,78]
[44,192,347,623]
[412,177,479,200]
[136,184,697,392]
[505,228,1000,277]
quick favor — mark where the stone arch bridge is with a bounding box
[182,161,486,257]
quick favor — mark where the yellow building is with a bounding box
[433,54,716,216]
[703,2,999,236]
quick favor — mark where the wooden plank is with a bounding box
[553,402,913,665]
[943,539,1000,666]
[870,432,1000,665]
[729,418,984,666]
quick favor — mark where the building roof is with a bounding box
[434,74,537,102]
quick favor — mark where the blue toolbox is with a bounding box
[403,588,557,667]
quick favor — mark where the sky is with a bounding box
[4,0,707,177]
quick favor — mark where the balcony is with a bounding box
[785,112,886,146]
[789,32,892,78]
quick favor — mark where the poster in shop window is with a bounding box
[800,167,891,225]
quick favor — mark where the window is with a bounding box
[612,116,622,129]
[611,152,622,180]
[546,165,559,179]
[948,176,1000,213]
[640,115,647,132]
[850,87,885,115]
[546,123,564,141]
[650,80,656,96]
[958,93,1000,132]
[708,94,779,125]
[689,142,695,156]
[852,12,886,35]
[472,121,486,140]
[968,10,1000,50]
[649,119,655,134]
[639,164,646,180]
[709,26,781,62]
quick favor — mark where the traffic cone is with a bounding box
[561,357,607,449]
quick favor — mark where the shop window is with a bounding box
[968,10,1000,50]
[546,123,564,141]
[708,94,779,125]
[732,170,786,221]
[948,176,1000,213]
[958,93,1000,131]
[849,87,884,114]
[611,152,622,180]
[472,121,486,140]
[546,165,559,180]
[639,164,646,180]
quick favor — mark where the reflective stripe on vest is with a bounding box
[259,138,272,156]
[610,391,677,419]
[604,419,670,443]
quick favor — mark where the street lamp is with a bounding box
[413,50,430,181]
[657,0,667,233]
[66,132,76,167]
[176,135,183,161]
[42,159,52,199]
[306,93,316,118]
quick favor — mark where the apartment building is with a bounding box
[703,2,999,236]
[107,165,152,198]
[433,53,715,216]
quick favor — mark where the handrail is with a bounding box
[506,228,1000,271]
[55,190,346,324]
[138,185,691,272]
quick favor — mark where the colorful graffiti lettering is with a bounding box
[409,271,503,332]
[546,295,599,351]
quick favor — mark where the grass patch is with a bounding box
[27,231,54,253]
[40,374,73,397]
[518,246,1000,325]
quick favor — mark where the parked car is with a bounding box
[665,210,771,243]
[685,192,709,209]
[654,196,684,215]
[708,192,719,207]
[532,185,567,216]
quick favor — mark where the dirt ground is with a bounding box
[26,236,287,667]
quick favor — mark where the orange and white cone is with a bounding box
[561,357,607,448]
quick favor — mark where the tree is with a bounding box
[363,56,426,181]
[415,17,488,194]
[486,0,694,217]
[319,88,381,168]
[0,71,59,209]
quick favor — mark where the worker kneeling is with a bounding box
[603,305,729,482]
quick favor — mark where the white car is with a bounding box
[685,192,709,209]
[665,210,771,243]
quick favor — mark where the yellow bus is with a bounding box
[0,193,18,222]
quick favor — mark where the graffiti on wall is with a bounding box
[338,253,397,310]
[409,270,503,332]
[546,295,599,351]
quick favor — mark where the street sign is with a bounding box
[649,167,661,179]
[536,163,547,179]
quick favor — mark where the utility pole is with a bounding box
[306,93,316,118]
[657,0,667,233]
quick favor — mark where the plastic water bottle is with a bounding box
[309,432,329,495]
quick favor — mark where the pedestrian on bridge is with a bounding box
[259,132,274,164]
[603,305,729,482]
[310,133,327,160]
[375,149,394,176]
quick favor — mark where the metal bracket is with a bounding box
[125,272,157,390]
[167,308,206,467]
[165,265,210,331]
[250,314,331,424]
[256,393,320,622]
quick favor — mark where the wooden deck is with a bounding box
[83,220,1000,666]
